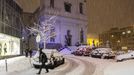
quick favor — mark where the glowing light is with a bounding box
[122,32,125,35]
[0,33,20,56]
[111,35,114,37]
[127,30,131,34]
[36,34,41,43]
[22,37,24,40]
[117,40,120,43]
[87,38,99,46]
[122,46,128,50]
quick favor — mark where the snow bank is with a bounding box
[77,56,115,75]
[104,60,134,75]
[68,46,77,52]
[60,48,72,55]
[60,46,77,55]
[0,56,31,75]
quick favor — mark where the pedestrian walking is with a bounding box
[37,48,49,74]
[25,49,29,57]
[29,49,33,58]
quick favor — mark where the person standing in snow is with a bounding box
[4,43,7,55]
[37,48,49,74]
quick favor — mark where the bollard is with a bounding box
[5,58,8,72]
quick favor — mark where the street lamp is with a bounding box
[117,40,120,43]
[127,30,131,34]
[111,35,114,38]
[21,37,24,55]
[36,34,41,50]
[122,32,125,35]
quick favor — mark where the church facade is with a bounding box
[39,0,88,46]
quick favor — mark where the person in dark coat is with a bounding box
[29,49,33,58]
[37,48,49,74]
[25,49,29,57]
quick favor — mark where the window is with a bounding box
[50,0,54,8]
[79,3,83,14]
[50,27,55,42]
[64,2,72,13]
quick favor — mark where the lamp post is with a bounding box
[21,37,24,55]
[36,34,41,50]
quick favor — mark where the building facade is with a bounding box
[99,26,134,51]
[22,11,39,51]
[39,0,88,46]
[0,0,22,56]
[120,26,134,50]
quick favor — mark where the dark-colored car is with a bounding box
[91,48,115,59]
[32,49,65,69]
[72,46,92,56]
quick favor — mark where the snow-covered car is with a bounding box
[116,50,126,55]
[116,51,134,62]
[91,48,115,59]
[72,45,92,56]
[32,49,65,69]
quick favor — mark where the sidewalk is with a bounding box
[0,56,32,75]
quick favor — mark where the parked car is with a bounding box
[116,50,126,55]
[116,51,134,62]
[83,47,92,56]
[91,48,115,59]
[72,50,83,56]
[32,49,65,69]
[72,45,92,56]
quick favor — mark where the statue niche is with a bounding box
[80,28,84,43]
[65,30,72,46]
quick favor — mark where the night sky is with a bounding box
[87,0,134,38]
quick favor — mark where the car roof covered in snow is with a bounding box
[33,49,62,58]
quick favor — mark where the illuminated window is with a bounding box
[122,32,125,35]
[117,40,120,43]
[127,30,131,34]
[111,35,114,37]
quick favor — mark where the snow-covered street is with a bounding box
[0,55,134,75]
[0,55,95,75]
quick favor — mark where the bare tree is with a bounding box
[27,15,57,49]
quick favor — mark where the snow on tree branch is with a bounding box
[27,15,57,43]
